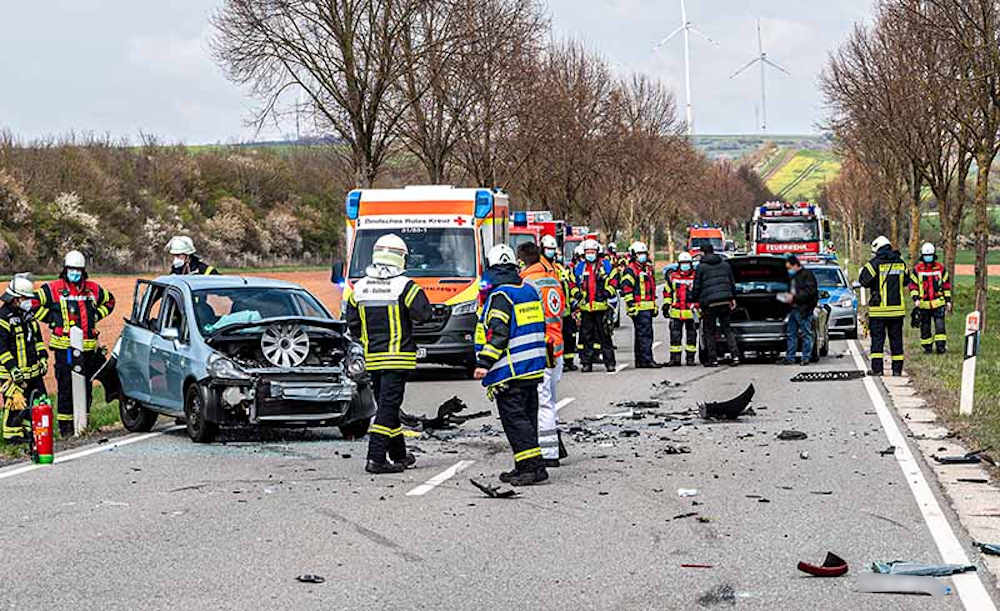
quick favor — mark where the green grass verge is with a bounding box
[0,386,120,460]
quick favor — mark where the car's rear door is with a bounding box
[118,281,163,404]
[147,290,191,414]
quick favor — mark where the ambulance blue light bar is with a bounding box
[345,190,361,220]
[475,189,494,219]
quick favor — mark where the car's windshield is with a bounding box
[808,267,846,287]
[349,227,476,279]
[192,288,329,335]
[509,233,537,250]
[690,237,724,251]
[757,219,819,243]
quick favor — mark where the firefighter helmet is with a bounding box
[487,244,516,267]
[64,250,86,269]
[371,234,408,269]
[629,241,648,256]
[608,243,618,253]
[921,242,936,256]
[870,235,891,254]
[582,239,599,253]
[4,274,34,299]
[574,244,585,258]
[678,251,693,263]
[167,235,197,255]
[540,234,558,249]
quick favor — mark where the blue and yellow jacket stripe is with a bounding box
[475,283,547,389]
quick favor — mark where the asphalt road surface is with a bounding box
[1,314,994,610]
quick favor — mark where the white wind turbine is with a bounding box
[654,0,718,136]
[730,18,790,133]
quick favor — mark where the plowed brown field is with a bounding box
[35,271,341,392]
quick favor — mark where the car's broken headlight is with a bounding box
[837,297,854,308]
[346,344,366,379]
[207,353,250,380]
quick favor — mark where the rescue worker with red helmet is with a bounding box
[573,239,617,372]
[0,275,47,442]
[167,236,218,275]
[519,239,569,466]
[908,242,952,354]
[619,241,661,368]
[35,251,115,436]
[345,234,433,474]
[859,236,908,376]
[475,244,549,486]
[663,252,698,366]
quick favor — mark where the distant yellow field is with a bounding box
[765,150,842,202]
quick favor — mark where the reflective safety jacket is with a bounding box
[345,274,432,371]
[475,282,547,389]
[171,255,219,276]
[573,259,615,312]
[556,261,582,315]
[0,303,47,396]
[521,260,565,359]
[908,261,951,309]
[859,248,908,318]
[35,277,115,351]
[663,268,697,319]
[619,261,657,315]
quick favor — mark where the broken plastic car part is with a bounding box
[401,396,490,430]
[470,478,517,499]
[797,552,848,577]
[698,384,754,420]
[777,430,808,441]
[790,370,866,382]
[856,574,952,596]
[871,561,976,576]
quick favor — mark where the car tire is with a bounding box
[185,384,218,443]
[119,397,158,433]
[339,417,370,440]
[845,327,858,340]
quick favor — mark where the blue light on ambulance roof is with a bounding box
[475,189,494,219]
[345,190,361,220]
[513,211,528,226]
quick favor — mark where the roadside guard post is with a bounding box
[960,311,981,416]
[70,326,87,435]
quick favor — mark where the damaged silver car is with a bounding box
[99,276,375,443]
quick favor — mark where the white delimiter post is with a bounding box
[70,326,88,435]
[960,311,981,416]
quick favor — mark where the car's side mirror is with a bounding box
[161,327,180,341]
[331,259,345,285]
[851,281,861,290]
[819,290,831,300]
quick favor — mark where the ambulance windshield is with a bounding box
[350,228,477,279]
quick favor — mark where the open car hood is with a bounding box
[205,316,346,340]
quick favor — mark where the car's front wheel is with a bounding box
[119,397,158,432]
[185,384,218,443]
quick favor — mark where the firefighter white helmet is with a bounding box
[629,241,648,256]
[5,274,34,299]
[921,242,936,256]
[64,250,86,269]
[487,244,516,267]
[371,234,408,270]
[540,234,558,249]
[582,239,599,253]
[574,244,585,258]
[678,251,693,263]
[167,235,197,255]
[870,235,891,254]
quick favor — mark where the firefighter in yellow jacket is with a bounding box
[858,236,909,376]
[0,275,48,442]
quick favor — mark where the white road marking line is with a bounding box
[0,425,184,482]
[406,460,475,497]
[848,340,996,610]
[555,397,576,412]
[609,363,630,375]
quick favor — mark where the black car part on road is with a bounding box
[790,370,867,382]
[698,384,754,420]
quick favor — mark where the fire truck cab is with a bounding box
[746,201,832,256]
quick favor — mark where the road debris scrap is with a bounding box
[470,478,518,499]
[699,384,755,420]
[696,584,735,606]
[790,370,867,382]
[878,446,896,457]
[296,575,325,584]
[974,542,1000,556]
[777,430,808,441]
[400,397,491,431]
[678,488,699,497]
[797,552,848,577]
[933,448,991,464]
[871,560,976,576]
[856,574,952,597]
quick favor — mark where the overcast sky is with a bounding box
[0,0,874,144]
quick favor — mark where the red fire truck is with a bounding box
[745,201,831,255]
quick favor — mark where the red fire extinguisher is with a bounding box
[31,396,53,464]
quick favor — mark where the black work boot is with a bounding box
[392,453,417,468]
[509,467,549,486]
[563,360,578,372]
[366,460,405,474]
[668,354,682,367]
[58,422,74,438]
[686,354,696,366]
[581,364,593,373]
[923,346,933,354]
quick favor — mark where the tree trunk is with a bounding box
[908,165,922,264]
[974,149,992,328]
[889,211,900,254]
[665,218,675,262]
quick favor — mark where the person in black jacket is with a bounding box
[690,245,739,367]
[779,255,819,365]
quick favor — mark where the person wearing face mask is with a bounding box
[0,275,48,442]
[778,255,818,365]
[35,251,115,436]
[908,242,952,354]
[573,239,617,372]
[620,242,661,368]
[167,236,218,275]
[663,252,698,366]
